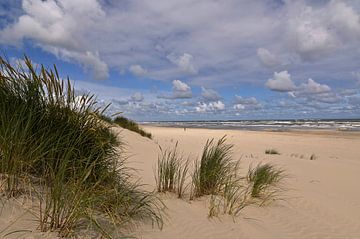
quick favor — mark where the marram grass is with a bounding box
[192,136,237,197]
[155,143,190,198]
[114,116,152,139]
[247,163,286,205]
[0,56,163,237]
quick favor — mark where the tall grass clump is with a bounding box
[192,136,237,198]
[155,143,189,198]
[0,56,163,237]
[208,176,251,218]
[114,116,152,139]
[191,136,253,218]
[247,163,285,204]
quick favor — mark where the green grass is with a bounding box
[114,116,152,139]
[155,143,189,198]
[247,163,285,204]
[208,176,251,218]
[192,136,237,198]
[188,137,287,217]
[0,56,163,237]
[97,113,114,124]
[265,149,280,155]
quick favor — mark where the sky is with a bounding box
[0,0,360,121]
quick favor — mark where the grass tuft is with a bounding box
[0,56,163,237]
[114,116,152,139]
[247,163,285,204]
[155,143,190,199]
[192,136,236,198]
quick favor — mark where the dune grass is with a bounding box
[114,116,152,139]
[0,56,163,237]
[192,136,237,198]
[187,136,287,217]
[265,149,280,155]
[247,163,285,204]
[155,143,189,198]
[208,175,252,218]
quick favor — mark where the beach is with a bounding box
[1,125,360,238]
[126,126,360,239]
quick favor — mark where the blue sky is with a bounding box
[1,0,360,121]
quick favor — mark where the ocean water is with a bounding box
[141,119,360,131]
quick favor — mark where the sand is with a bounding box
[1,126,360,238]
[127,126,360,239]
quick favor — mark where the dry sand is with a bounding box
[1,126,360,238]
[127,126,360,239]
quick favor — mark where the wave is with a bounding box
[141,119,360,131]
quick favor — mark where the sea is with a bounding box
[141,119,360,131]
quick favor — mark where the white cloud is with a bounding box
[131,92,144,102]
[201,87,221,101]
[299,79,331,94]
[10,57,38,69]
[129,64,147,77]
[233,95,261,110]
[234,95,258,105]
[1,0,360,120]
[257,48,279,67]
[158,79,192,99]
[173,79,190,92]
[286,0,360,61]
[195,101,225,113]
[58,50,108,80]
[265,71,296,92]
[328,1,360,40]
[181,101,196,107]
[0,0,109,80]
[290,19,337,61]
[233,104,245,110]
[167,53,198,74]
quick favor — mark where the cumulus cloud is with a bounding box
[233,104,245,110]
[1,0,360,119]
[233,95,261,110]
[234,95,258,105]
[290,19,337,62]
[299,79,331,94]
[287,0,360,61]
[257,48,280,67]
[58,50,108,80]
[328,1,360,40]
[158,80,192,99]
[130,92,144,102]
[2,0,360,87]
[265,71,296,92]
[195,101,225,113]
[201,87,221,101]
[167,53,198,75]
[0,0,109,80]
[181,101,196,107]
[129,64,147,77]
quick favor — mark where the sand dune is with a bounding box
[127,126,360,239]
[1,126,360,238]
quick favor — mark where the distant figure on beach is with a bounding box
[184,127,186,131]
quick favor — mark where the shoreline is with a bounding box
[141,124,360,138]
[130,125,360,238]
